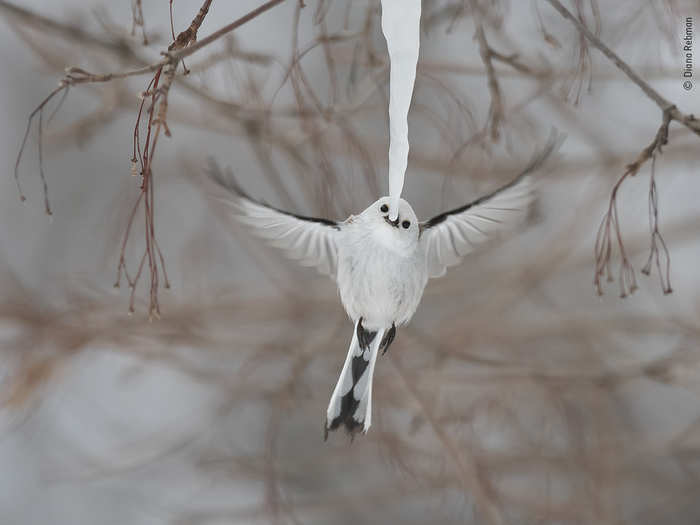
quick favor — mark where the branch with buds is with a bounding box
[545,0,700,297]
[12,0,289,319]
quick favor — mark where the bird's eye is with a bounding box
[380,204,389,213]
[402,220,410,229]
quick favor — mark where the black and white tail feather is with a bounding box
[325,320,396,438]
[206,131,562,440]
[325,321,384,438]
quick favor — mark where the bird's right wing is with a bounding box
[206,161,341,278]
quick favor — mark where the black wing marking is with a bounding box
[420,132,562,278]
[207,160,340,229]
[206,159,341,277]
[421,134,560,232]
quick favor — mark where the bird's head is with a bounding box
[362,196,419,253]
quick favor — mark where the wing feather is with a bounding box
[420,135,561,278]
[206,161,341,278]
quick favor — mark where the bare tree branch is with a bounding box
[544,0,698,296]
[544,0,700,136]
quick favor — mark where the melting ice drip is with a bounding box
[380,0,421,221]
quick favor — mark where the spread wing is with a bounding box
[420,137,559,278]
[206,161,341,278]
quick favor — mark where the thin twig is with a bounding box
[131,0,148,45]
[593,109,672,296]
[470,0,503,141]
[641,155,672,294]
[167,0,289,63]
[14,84,65,207]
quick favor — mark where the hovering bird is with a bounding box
[207,139,557,438]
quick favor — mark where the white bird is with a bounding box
[207,139,557,439]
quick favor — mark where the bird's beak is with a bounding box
[384,215,400,228]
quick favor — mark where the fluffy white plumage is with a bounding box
[207,138,557,437]
[229,193,340,277]
[421,173,536,278]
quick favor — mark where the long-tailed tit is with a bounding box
[207,137,558,438]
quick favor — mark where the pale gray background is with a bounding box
[1,1,699,524]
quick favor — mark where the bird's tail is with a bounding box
[325,320,385,438]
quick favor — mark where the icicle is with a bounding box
[380,0,421,221]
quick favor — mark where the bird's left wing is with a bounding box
[420,137,559,278]
[207,161,341,278]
